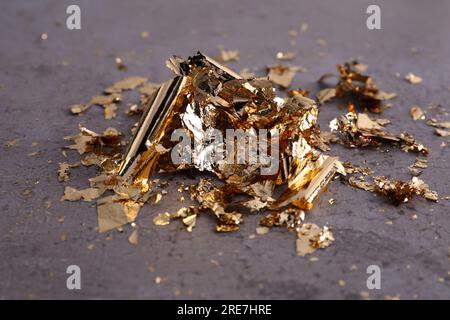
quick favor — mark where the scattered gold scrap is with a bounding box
[70,104,89,115]
[138,82,160,96]
[97,195,141,232]
[90,92,122,106]
[296,223,334,256]
[405,72,423,84]
[4,138,19,149]
[319,61,396,113]
[316,88,336,105]
[435,128,450,137]
[128,229,139,245]
[104,103,118,120]
[276,51,296,61]
[408,157,428,176]
[427,118,450,129]
[60,51,440,255]
[410,106,425,120]
[267,64,305,88]
[239,68,256,78]
[330,112,428,154]
[256,226,270,235]
[300,23,309,32]
[61,186,103,202]
[316,37,327,46]
[153,212,171,226]
[58,162,70,182]
[346,175,438,205]
[104,76,148,93]
[182,214,197,232]
[115,57,127,71]
[28,151,41,157]
[218,48,240,62]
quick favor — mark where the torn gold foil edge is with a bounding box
[118,76,188,191]
[60,51,439,256]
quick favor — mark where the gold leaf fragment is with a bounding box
[153,212,171,226]
[128,229,139,245]
[410,106,425,120]
[97,196,140,232]
[405,72,422,84]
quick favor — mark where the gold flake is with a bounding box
[97,196,141,232]
[61,186,103,202]
[300,23,309,32]
[316,37,327,46]
[70,104,89,115]
[296,223,334,256]
[104,103,118,120]
[182,214,197,232]
[4,138,19,149]
[316,88,336,105]
[405,72,423,84]
[239,68,255,78]
[410,106,425,120]
[435,128,450,137]
[153,212,171,226]
[58,162,70,182]
[255,226,269,235]
[218,48,240,62]
[128,229,139,245]
[267,64,304,88]
[104,76,148,93]
[276,51,296,61]
[90,93,122,106]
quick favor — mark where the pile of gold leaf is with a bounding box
[60,52,439,256]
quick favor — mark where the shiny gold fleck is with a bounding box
[256,226,269,235]
[405,72,422,84]
[128,229,139,245]
[267,64,305,88]
[316,88,336,104]
[58,162,70,182]
[153,212,171,226]
[276,51,296,61]
[410,106,425,120]
[61,186,103,202]
[4,138,19,149]
[70,104,89,115]
[218,48,240,62]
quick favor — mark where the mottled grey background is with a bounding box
[0,0,449,299]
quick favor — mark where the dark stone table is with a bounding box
[0,0,449,299]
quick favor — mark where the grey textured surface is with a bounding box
[0,0,449,299]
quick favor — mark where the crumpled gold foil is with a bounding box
[59,52,439,255]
